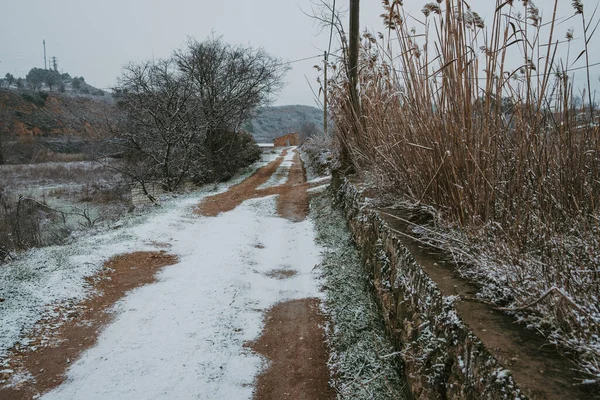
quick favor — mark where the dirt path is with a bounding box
[197,149,326,222]
[197,147,335,399]
[0,251,177,400]
[1,147,333,399]
[196,149,289,217]
[247,299,335,400]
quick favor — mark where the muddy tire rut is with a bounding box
[0,251,177,400]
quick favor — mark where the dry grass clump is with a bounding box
[302,132,334,177]
[0,160,131,261]
[0,161,121,188]
[329,0,600,382]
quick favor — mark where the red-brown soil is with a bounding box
[0,251,177,400]
[248,299,336,400]
[196,149,289,217]
[197,148,327,222]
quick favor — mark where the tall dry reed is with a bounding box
[330,0,600,382]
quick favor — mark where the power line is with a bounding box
[327,0,337,56]
[279,54,322,65]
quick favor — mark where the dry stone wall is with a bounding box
[332,174,525,399]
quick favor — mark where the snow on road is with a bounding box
[36,154,324,399]
[0,154,280,363]
[256,146,296,190]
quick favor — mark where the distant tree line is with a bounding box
[110,36,289,198]
[1,69,103,95]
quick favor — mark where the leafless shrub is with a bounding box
[0,183,129,262]
[110,36,286,200]
[329,0,600,381]
[0,193,65,254]
[70,205,101,228]
[302,131,334,177]
[298,121,322,144]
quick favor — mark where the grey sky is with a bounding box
[1,1,598,106]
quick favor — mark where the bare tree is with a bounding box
[113,58,204,194]
[110,36,284,198]
[299,121,322,143]
[175,36,289,152]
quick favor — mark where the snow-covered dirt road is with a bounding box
[0,147,334,399]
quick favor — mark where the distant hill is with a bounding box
[245,105,324,142]
[2,68,106,96]
[0,89,116,163]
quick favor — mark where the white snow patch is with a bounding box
[256,147,297,190]
[0,154,281,361]
[40,188,323,399]
[257,151,280,165]
[307,184,330,194]
[307,176,331,185]
[3,370,34,388]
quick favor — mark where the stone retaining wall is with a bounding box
[332,175,525,399]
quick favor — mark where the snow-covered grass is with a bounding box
[311,191,409,399]
[0,160,119,189]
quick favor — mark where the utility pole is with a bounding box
[339,0,360,172]
[43,40,47,69]
[349,0,360,115]
[323,51,328,137]
[51,56,58,72]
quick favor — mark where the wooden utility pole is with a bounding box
[338,0,360,172]
[323,51,328,137]
[349,0,360,114]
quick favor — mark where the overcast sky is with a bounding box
[1,1,598,106]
